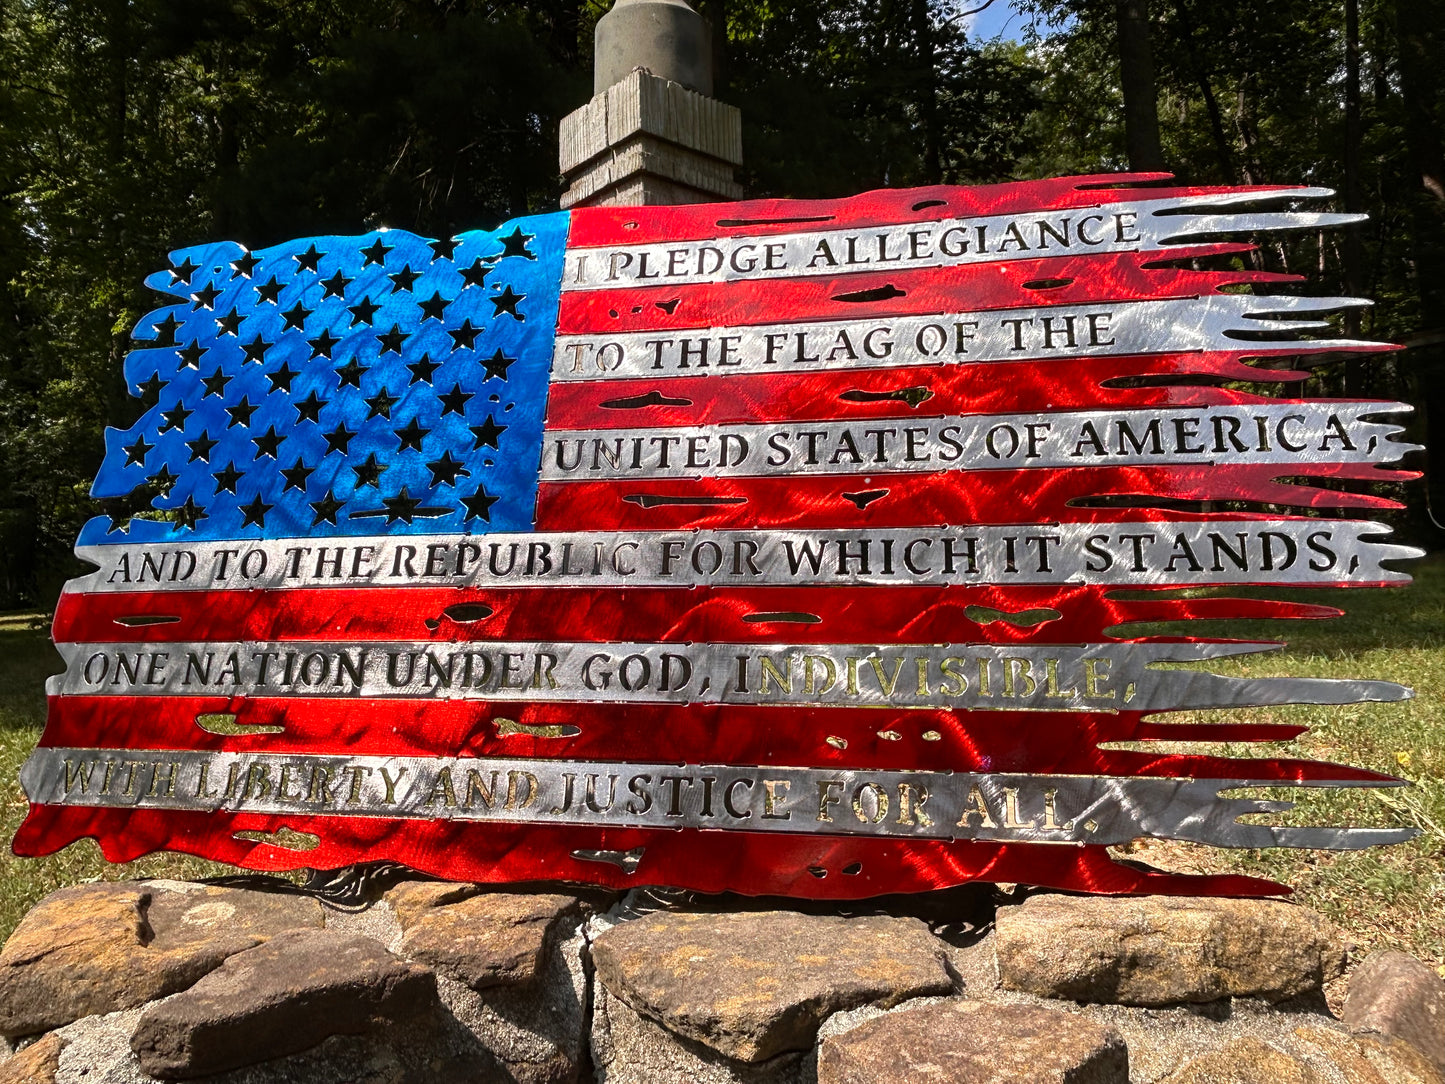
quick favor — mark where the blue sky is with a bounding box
[958,1,1070,42]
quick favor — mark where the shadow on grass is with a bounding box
[0,625,58,727]
[1114,554,1445,656]
[0,615,234,940]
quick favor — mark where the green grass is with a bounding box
[0,613,229,935]
[1113,555,1445,970]
[1,565,1442,966]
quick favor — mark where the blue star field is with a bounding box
[81,213,570,545]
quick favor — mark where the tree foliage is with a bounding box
[0,0,1440,604]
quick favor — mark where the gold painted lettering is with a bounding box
[896,783,932,828]
[344,765,371,804]
[803,655,836,696]
[196,761,218,799]
[377,766,407,803]
[938,657,968,696]
[506,770,538,810]
[1084,657,1115,698]
[1003,658,1036,697]
[760,656,792,695]
[816,780,844,822]
[956,785,997,828]
[241,762,272,802]
[276,764,303,802]
[468,769,502,810]
[146,761,180,798]
[425,767,457,807]
[852,781,889,824]
[305,765,334,805]
[1042,788,1061,830]
[1003,787,1037,829]
[762,779,792,819]
[1044,658,1077,698]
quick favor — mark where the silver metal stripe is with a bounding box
[19,746,1415,851]
[47,640,1411,711]
[69,521,1421,593]
[540,404,1417,481]
[561,190,1362,291]
[551,294,1389,382]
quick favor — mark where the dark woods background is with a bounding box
[0,0,1442,606]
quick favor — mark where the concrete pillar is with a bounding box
[560,0,742,208]
[594,0,713,96]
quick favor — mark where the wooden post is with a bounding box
[560,0,742,208]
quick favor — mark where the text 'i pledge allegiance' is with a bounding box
[563,205,1152,289]
[80,520,1416,592]
[541,404,1410,481]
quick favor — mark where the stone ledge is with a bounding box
[396,890,584,991]
[129,928,439,1079]
[1,883,1441,1084]
[0,1033,64,1084]
[1342,949,1445,1075]
[995,894,1347,1006]
[1160,1027,1445,1084]
[590,909,954,1063]
[0,881,324,1041]
[817,1000,1129,1084]
[561,137,744,209]
[560,69,742,173]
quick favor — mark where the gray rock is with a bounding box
[39,901,585,1084]
[142,881,325,947]
[129,929,439,1079]
[996,894,1346,1006]
[397,891,582,990]
[1160,1026,1445,1084]
[52,1004,501,1084]
[0,1033,65,1084]
[435,915,592,1084]
[383,881,482,930]
[1157,1035,1324,1083]
[590,981,808,1084]
[1343,950,1445,1075]
[0,882,322,1039]
[1291,1025,1445,1084]
[590,909,954,1063]
[817,999,1129,1084]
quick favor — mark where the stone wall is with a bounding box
[0,878,1441,1083]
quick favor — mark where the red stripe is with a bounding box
[557,254,1301,334]
[545,360,1293,429]
[565,176,1310,248]
[37,696,1387,780]
[55,584,1342,646]
[11,804,1291,898]
[534,464,1412,532]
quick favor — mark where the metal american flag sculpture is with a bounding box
[14,174,1423,898]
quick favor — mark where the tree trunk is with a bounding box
[911,0,942,184]
[1114,0,1165,172]
[552,0,582,67]
[1394,0,1445,323]
[1393,0,1445,540]
[102,0,128,169]
[1175,0,1235,181]
[1343,0,1366,390]
[702,0,729,95]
